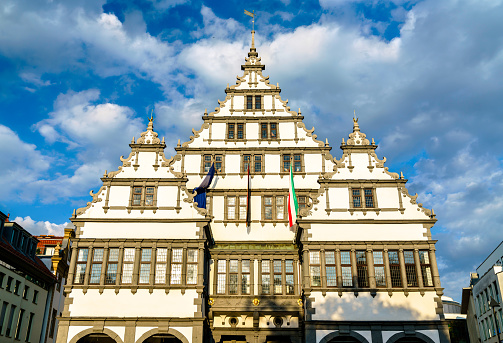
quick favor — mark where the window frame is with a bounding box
[372,251,386,288]
[341,251,353,287]
[262,195,287,222]
[224,194,248,222]
[139,248,152,285]
[89,248,104,285]
[388,250,402,288]
[419,250,434,287]
[355,250,369,288]
[105,248,119,285]
[325,251,337,287]
[259,122,278,140]
[280,153,304,174]
[261,259,271,295]
[186,249,198,285]
[404,250,418,287]
[349,187,377,210]
[74,248,88,285]
[309,251,321,287]
[245,94,262,111]
[129,185,158,208]
[227,122,246,141]
[201,154,224,174]
[241,260,251,295]
[241,153,264,175]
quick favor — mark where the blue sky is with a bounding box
[1,0,503,301]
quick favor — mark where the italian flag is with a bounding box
[288,164,298,229]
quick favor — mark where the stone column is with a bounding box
[320,249,327,289]
[350,249,357,288]
[383,248,392,289]
[398,249,407,289]
[429,244,442,288]
[67,246,78,287]
[367,248,376,289]
[335,249,342,288]
[83,246,93,286]
[414,248,424,288]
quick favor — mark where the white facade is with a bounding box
[57,37,450,343]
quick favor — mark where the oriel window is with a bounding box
[229,260,238,294]
[286,260,294,294]
[309,251,321,287]
[404,250,418,287]
[121,248,135,284]
[341,251,353,287]
[170,248,183,285]
[242,260,251,294]
[419,250,434,287]
[325,251,337,287]
[373,251,386,287]
[356,251,369,288]
[186,249,198,285]
[273,260,282,294]
[105,248,119,284]
[388,251,402,287]
[74,248,88,284]
[155,248,167,284]
[139,248,152,284]
[217,259,226,294]
[261,260,270,294]
[89,248,104,284]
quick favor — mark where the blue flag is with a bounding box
[193,163,215,209]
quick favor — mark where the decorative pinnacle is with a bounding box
[131,137,135,144]
[400,171,404,179]
[325,138,329,146]
[147,109,154,131]
[177,139,181,147]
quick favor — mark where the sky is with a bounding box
[1,0,503,302]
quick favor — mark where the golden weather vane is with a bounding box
[244,9,255,31]
[244,9,256,48]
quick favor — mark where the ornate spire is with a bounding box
[346,117,370,146]
[136,110,161,145]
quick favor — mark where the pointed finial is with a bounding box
[431,209,435,217]
[204,108,208,115]
[177,139,181,147]
[131,137,135,144]
[372,138,375,145]
[400,171,404,179]
[325,138,329,146]
[353,109,356,121]
[298,108,301,115]
[150,109,154,122]
[227,83,229,88]
[103,170,107,177]
[162,137,165,143]
[277,82,279,88]
[73,209,76,217]
[342,138,345,145]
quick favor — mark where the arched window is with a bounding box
[142,334,184,343]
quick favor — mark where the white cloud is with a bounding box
[12,216,66,236]
[0,125,52,203]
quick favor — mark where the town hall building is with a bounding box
[55,33,449,343]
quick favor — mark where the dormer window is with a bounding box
[246,95,261,110]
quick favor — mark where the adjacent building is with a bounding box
[57,35,449,343]
[462,241,503,343]
[36,227,75,343]
[0,211,57,343]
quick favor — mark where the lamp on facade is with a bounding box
[489,298,501,343]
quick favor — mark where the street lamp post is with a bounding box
[490,298,502,343]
